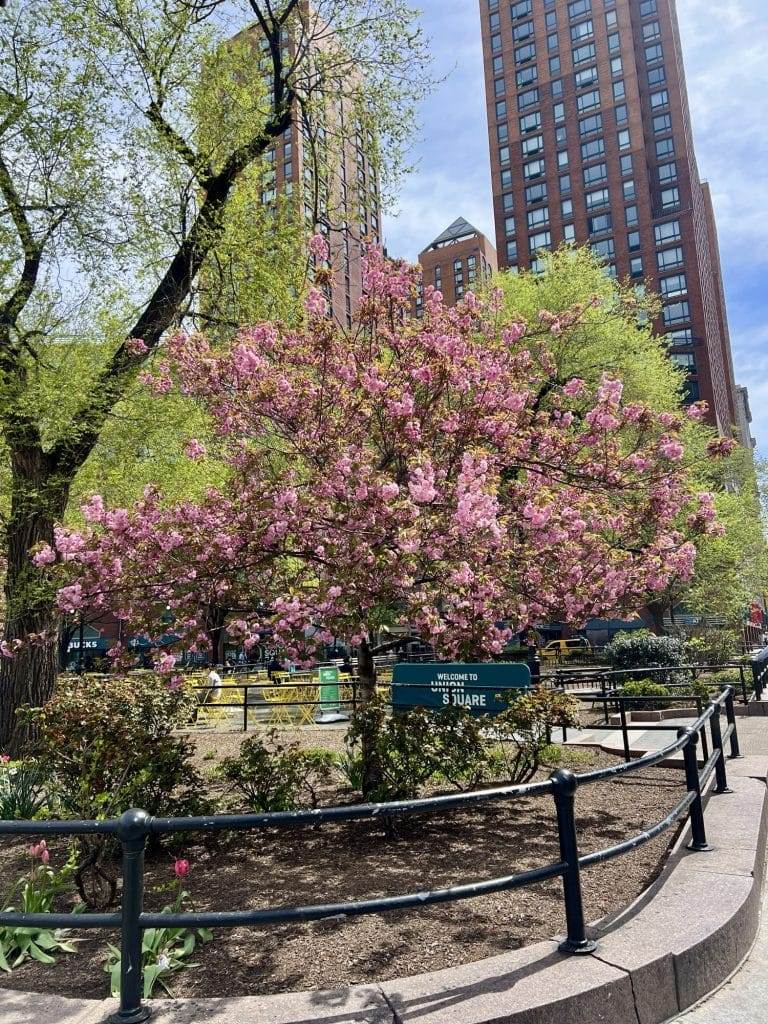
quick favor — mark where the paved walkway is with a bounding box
[668,715,768,1023]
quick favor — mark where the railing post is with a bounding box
[551,769,596,955]
[678,728,710,853]
[108,809,151,1024]
[708,702,731,794]
[243,685,249,732]
[738,664,748,705]
[722,686,742,759]
[752,657,764,700]
[619,701,631,762]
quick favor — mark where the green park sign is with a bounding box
[392,662,531,715]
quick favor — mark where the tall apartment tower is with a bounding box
[479,0,742,437]
[247,30,382,327]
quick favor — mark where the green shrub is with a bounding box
[605,630,687,685]
[685,629,740,667]
[491,687,581,784]
[22,675,210,909]
[346,700,491,802]
[219,733,337,812]
[616,679,672,711]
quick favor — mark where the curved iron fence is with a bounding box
[0,685,741,1024]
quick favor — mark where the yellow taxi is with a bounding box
[539,637,593,661]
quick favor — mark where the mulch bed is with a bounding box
[0,730,686,1000]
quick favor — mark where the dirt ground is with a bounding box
[0,730,685,1000]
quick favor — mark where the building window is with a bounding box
[529,229,552,252]
[662,301,691,326]
[575,66,599,89]
[605,9,618,29]
[496,100,507,119]
[513,20,534,42]
[625,205,639,226]
[640,0,658,16]
[579,113,602,135]
[671,352,696,369]
[564,223,576,241]
[551,78,564,97]
[521,133,544,156]
[586,187,610,210]
[657,246,684,270]
[505,215,516,235]
[493,55,503,75]
[577,89,601,113]
[568,0,591,18]
[615,104,628,124]
[648,66,666,87]
[591,237,615,259]
[506,240,518,262]
[501,168,512,187]
[491,33,502,52]
[511,0,533,17]
[588,212,612,235]
[655,220,682,245]
[525,181,548,204]
[557,149,569,167]
[556,125,567,144]
[612,79,625,100]
[658,161,678,183]
[497,123,509,142]
[573,42,596,64]
[660,186,680,210]
[548,32,559,51]
[661,273,687,298]
[520,111,542,133]
[630,256,644,277]
[527,206,550,229]
[656,137,675,158]
[517,65,538,88]
[581,137,605,160]
[620,154,633,175]
[549,55,561,75]
[515,42,536,63]
[489,11,500,29]
[518,88,540,110]
[608,32,620,53]
[627,230,641,251]
[546,11,557,29]
[611,57,623,76]
[524,158,546,179]
[562,198,574,217]
[643,20,661,41]
[618,129,631,150]
[650,89,669,108]
[553,102,566,123]
[583,161,608,186]
[653,112,672,133]
[559,173,572,194]
[667,328,693,345]
[503,192,514,211]
[570,20,594,42]
[499,145,511,165]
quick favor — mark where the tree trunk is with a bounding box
[0,453,68,754]
[356,635,383,800]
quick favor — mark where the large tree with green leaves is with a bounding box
[0,0,430,750]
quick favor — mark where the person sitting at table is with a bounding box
[267,654,283,680]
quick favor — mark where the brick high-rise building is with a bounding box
[479,0,743,438]
[417,217,498,312]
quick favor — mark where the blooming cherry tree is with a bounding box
[38,246,724,699]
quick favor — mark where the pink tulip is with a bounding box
[173,859,190,878]
[40,849,50,865]
[0,754,10,764]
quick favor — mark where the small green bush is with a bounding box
[219,733,337,812]
[22,675,210,909]
[491,687,581,783]
[0,759,49,820]
[616,679,672,711]
[684,629,739,667]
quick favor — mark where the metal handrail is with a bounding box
[0,686,740,1024]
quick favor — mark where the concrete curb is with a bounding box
[1,759,766,1024]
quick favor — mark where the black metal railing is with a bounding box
[751,647,768,700]
[551,661,753,705]
[0,685,741,1023]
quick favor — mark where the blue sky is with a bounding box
[384,0,768,454]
